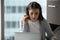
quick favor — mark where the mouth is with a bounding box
[33,18,35,20]
[31,18,38,22]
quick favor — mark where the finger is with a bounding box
[24,15,27,17]
[24,15,29,18]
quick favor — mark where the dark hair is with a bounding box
[26,2,44,21]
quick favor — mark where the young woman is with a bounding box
[20,2,56,40]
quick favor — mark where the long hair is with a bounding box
[26,2,44,21]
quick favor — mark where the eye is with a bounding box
[31,13,33,15]
[35,12,38,15]
[35,13,37,15]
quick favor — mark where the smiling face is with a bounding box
[29,8,39,22]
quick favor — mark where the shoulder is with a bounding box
[40,19,50,28]
[40,19,48,24]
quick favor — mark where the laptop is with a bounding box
[15,32,40,40]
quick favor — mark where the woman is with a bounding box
[20,2,56,40]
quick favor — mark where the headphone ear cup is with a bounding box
[26,6,30,19]
[26,6,29,15]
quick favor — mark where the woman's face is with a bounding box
[29,8,39,22]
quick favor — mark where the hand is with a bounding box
[23,14,29,25]
[51,36,56,40]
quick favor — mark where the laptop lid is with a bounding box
[15,32,40,40]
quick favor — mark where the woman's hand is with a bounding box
[23,14,29,25]
[51,36,56,40]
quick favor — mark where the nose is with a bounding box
[32,14,35,18]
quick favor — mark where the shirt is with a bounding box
[28,20,40,33]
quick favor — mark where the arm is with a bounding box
[41,19,55,40]
[20,20,30,32]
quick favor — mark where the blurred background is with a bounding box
[4,0,60,40]
[4,0,47,40]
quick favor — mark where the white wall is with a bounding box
[0,0,1,40]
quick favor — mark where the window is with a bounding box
[9,36,14,40]
[5,6,26,13]
[6,6,16,13]
[18,21,20,28]
[6,21,11,28]
[6,6,11,13]
[22,6,26,13]
[4,22,6,28]
[6,36,14,40]
[18,6,22,13]
[11,6,16,13]
[11,21,16,28]
[6,21,19,28]
[18,6,26,13]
